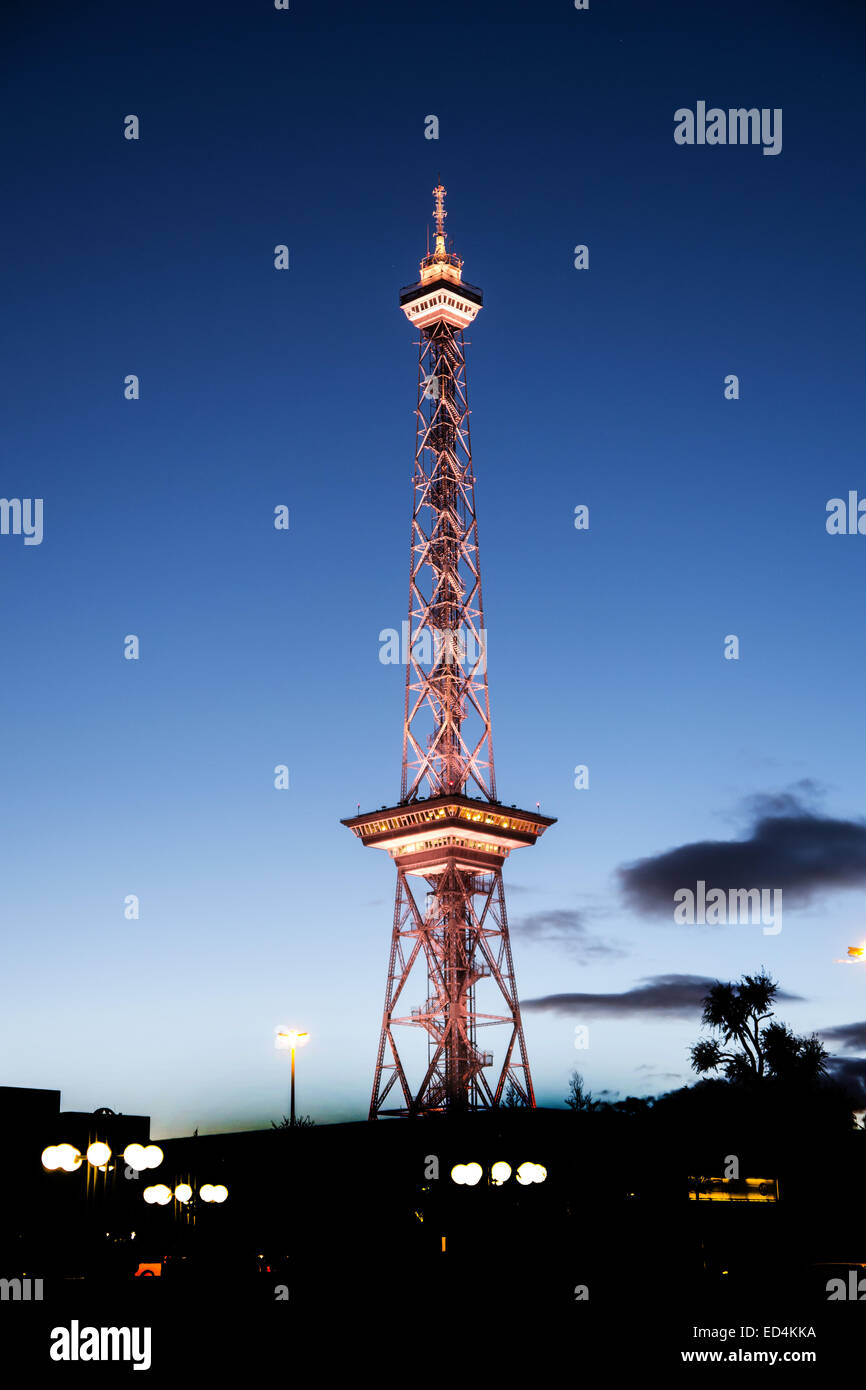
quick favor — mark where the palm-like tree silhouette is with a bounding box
[690,970,828,1084]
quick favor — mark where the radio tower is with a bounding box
[343,185,555,1118]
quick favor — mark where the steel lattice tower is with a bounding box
[343,186,555,1118]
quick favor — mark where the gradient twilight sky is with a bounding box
[3,0,866,1136]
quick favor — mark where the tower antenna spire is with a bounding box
[432,181,447,260]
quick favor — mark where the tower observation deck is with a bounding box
[343,185,555,1117]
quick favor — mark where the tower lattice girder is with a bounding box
[405,321,491,804]
[343,186,555,1118]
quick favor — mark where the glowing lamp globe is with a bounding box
[516,1161,546,1185]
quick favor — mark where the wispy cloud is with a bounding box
[635,1063,682,1078]
[512,907,626,963]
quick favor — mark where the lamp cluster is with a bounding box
[42,1142,164,1172]
[42,1140,227,1206]
[450,1161,547,1187]
[124,1143,163,1172]
[143,1182,228,1206]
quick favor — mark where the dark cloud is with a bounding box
[618,789,866,914]
[523,973,803,1019]
[513,908,626,963]
[524,973,724,1019]
[819,1021,866,1053]
[825,1056,866,1100]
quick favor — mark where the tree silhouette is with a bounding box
[502,1082,527,1108]
[271,1114,315,1129]
[689,970,828,1085]
[565,1070,598,1111]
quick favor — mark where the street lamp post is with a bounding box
[275,1029,309,1126]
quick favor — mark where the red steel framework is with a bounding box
[343,186,555,1117]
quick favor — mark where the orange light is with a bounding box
[688,1175,778,1203]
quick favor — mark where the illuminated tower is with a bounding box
[343,186,555,1118]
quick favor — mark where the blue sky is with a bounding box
[3,0,866,1135]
